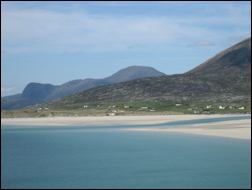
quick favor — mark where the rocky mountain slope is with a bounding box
[49,38,251,108]
[1,66,165,109]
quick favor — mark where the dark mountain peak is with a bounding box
[22,82,57,101]
[187,37,251,75]
[105,65,166,83]
[23,82,56,92]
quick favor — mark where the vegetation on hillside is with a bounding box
[2,100,250,118]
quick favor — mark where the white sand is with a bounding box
[1,114,251,140]
[126,118,251,140]
[1,114,243,126]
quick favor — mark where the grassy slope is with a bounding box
[1,100,250,118]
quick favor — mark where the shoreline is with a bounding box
[1,114,251,140]
[1,114,249,126]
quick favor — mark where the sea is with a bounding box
[1,116,251,189]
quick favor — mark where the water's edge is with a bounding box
[1,115,251,131]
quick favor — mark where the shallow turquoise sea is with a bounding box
[1,117,251,189]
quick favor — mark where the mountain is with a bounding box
[49,38,251,107]
[104,66,165,83]
[187,37,251,76]
[1,66,165,109]
[47,66,165,100]
[22,83,58,101]
[46,79,109,101]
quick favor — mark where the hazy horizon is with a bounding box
[1,1,251,96]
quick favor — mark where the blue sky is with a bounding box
[1,1,251,96]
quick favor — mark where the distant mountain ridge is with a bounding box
[105,66,165,83]
[1,66,165,109]
[48,37,251,107]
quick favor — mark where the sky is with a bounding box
[1,1,251,96]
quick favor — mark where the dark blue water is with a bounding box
[1,123,251,189]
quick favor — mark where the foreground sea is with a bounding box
[1,117,251,189]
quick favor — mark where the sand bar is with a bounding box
[1,114,247,126]
[1,114,251,140]
[126,118,251,140]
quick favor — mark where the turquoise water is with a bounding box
[1,117,251,189]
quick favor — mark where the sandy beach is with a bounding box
[1,114,251,140]
[127,119,251,140]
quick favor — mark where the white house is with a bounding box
[219,105,225,110]
[141,107,148,109]
[206,105,212,109]
[83,105,88,108]
[238,106,245,110]
[175,104,181,106]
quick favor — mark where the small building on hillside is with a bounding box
[138,107,148,111]
[107,113,116,116]
[141,107,148,109]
